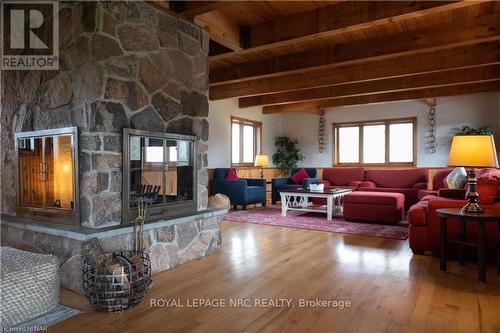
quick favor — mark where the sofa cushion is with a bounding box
[438,188,467,200]
[291,168,317,178]
[359,181,376,188]
[322,167,365,186]
[291,168,310,184]
[364,169,427,188]
[412,182,428,189]
[225,168,239,180]
[444,167,467,189]
[247,186,266,202]
[418,190,437,200]
[344,191,404,206]
[476,168,500,204]
[432,168,453,190]
[419,194,440,201]
[357,187,418,200]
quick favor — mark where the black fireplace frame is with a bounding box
[122,128,198,224]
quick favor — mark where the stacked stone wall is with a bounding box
[0,1,210,227]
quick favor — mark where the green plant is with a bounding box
[272,136,304,176]
[457,126,493,135]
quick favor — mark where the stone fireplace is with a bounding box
[0,1,224,294]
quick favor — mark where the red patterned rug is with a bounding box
[224,207,409,240]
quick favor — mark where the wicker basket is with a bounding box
[82,251,152,313]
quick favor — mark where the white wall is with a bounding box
[280,92,500,167]
[207,99,282,167]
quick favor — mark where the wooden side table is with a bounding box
[436,208,500,282]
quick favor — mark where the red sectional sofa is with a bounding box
[408,168,500,255]
[317,167,428,210]
[358,169,428,210]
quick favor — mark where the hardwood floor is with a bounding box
[55,221,500,333]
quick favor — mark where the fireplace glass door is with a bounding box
[16,127,79,224]
[124,129,196,223]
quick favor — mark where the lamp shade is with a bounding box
[448,135,499,168]
[254,154,269,167]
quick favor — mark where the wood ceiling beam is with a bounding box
[149,1,232,20]
[210,40,500,100]
[262,81,500,114]
[194,11,242,51]
[210,11,500,83]
[210,1,481,65]
[175,1,232,20]
[249,1,472,48]
[239,65,500,108]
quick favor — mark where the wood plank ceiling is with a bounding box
[153,1,500,114]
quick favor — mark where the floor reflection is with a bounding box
[332,238,410,274]
[228,230,260,276]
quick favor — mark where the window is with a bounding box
[333,118,416,166]
[231,117,262,165]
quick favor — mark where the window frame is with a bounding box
[333,117,417,167]
[231,116,262,167]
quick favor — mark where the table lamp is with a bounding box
[254,154,269,178]
[448,135,499,213]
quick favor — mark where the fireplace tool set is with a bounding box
[82,201,152,312]
[133,201,146,252]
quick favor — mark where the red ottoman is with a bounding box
[343,191,404,224]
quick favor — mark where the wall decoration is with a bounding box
[318,115,327,153]
[425,104,437,154]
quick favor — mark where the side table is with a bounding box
[436,208,500,282]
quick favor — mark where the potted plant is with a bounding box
[457,126,493,135]
[272,136,304,176]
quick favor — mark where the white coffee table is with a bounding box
[280,188,352,221]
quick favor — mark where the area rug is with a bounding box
[6,304,81,331]
[224,207,409,240]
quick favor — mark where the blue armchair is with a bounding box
[211,168,266,210]
[271,168,319,204]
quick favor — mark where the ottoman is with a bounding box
[343,191,404,224]
[1,247,60,327]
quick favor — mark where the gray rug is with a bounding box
[6,304,81,330]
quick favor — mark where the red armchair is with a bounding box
[408,191,500,255]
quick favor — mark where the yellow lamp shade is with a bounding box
[254,154,269,167]
[448,135,499,168]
